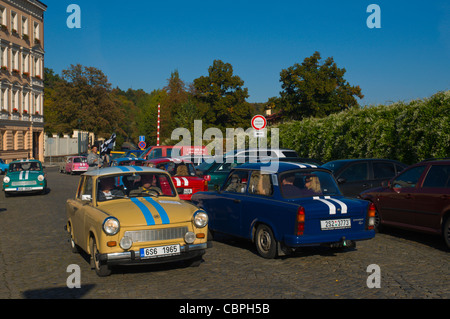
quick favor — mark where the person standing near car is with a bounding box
[87,145,103,171]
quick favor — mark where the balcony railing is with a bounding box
[0,111,43,122]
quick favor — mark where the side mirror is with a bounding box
[214,184,221,193]
[81,194,92,202]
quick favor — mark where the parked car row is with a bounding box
[65,161,377,276]
[3,148,448,278]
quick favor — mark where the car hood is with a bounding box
[7,170,43,181]
[98,197,197,227]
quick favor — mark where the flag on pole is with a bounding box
[100,133,116,156]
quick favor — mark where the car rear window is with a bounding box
[280,170,341,198]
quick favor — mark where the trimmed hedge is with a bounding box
[275,91,450,165]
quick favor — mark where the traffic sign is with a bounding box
[139,136,145,142]
[251,115,267,131]
[138,141,146,150]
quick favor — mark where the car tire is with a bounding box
[255,224,278,259]
[374,207,383,233]
[90,236,111,277]
[68,227,80,253]
[443,217,450,249]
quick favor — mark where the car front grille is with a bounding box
[12,181,37,186]
[124,227,188,243]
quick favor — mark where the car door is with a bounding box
[208,170,248,236]
[371,161,398,188]
[65,157,72,173]
[379,165,427,227]
[412,164,450,233]
[70,176,94,249]
[241,170,279,239]
[336,162,369,197]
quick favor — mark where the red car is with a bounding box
[360,159,450,248]
[144,158,208,200]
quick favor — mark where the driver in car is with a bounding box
[129,174,162,196]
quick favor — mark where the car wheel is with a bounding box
[255,224,278,259]
[374,207,383,233]
[444,217,450,249]
[68,227,80,253]
[89,236,111,277]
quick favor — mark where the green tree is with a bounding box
[193,60,252,129]
[44,65,126,138]
[278,51,363,120]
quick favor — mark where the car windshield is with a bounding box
[97,173,176,202]
[9,161,41,172]
[279,170,341,199]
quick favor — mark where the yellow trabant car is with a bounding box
[66,166,210,276]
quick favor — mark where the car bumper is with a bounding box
[4,186,44,192]
[98,242,210,266]
[283,230,375,248]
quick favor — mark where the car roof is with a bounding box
[326,158,403,163]
[234,161,324,173]
[419,158,450,164]
[10,159,41,163]
[83,166,165,177]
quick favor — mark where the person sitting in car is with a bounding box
[98,177,125,201]
[129,174,162,196]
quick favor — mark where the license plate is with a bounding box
[18,187,33,191]
[321,219,351,230]
[140,244,180,259]
[184,189,192,194]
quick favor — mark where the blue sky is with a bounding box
[43,0,450,105]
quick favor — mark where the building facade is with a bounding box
[0,0,46,163]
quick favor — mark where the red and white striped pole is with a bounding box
[157,104,161,146]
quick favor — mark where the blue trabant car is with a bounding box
[191,162,376,258]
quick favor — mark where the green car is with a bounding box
[2,159,47,196]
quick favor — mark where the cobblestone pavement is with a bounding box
[0,167,448,300]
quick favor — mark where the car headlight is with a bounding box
[193,210,208,228]
[103,217,120,235]
[38,175,45,182]
[3,176,10,183]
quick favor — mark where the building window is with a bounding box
[22,16,28,35]
[0,88,7,111]
[33,22,40,42]
[12,50,18,72]
[22,53,29,73]
[34,57,40,77]
[0,6,6,27]
[12,90,18,112]
[0,46,6,68]
[22,92,29,113]
[11,11,17,33]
